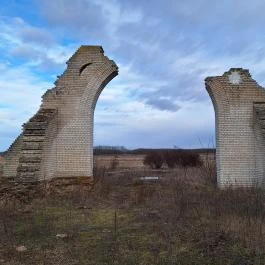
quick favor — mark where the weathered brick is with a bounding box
[206,68,265,187]
[2,46,118,186]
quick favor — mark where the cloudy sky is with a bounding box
[1,0,265,151]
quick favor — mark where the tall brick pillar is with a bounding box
[206,68,265,187]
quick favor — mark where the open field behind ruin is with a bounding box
[95,151,215,170]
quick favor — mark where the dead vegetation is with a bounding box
[0,163,265,264]
[143,150,202,169]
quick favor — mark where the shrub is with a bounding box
[143,152,164,169]
[144,151,202,169]
[163,151,202,168]
[110,156,119,170]
[178,151,202,167]
[163,151,178,168]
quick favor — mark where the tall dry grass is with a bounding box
[0,163,265,264]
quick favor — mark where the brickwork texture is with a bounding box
[206,68,265,187]
[1,46,118,184]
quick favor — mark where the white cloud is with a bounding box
[92,0,143,30]
[0,62,53,150]
[0,16,78,73]
[94,97,215,148]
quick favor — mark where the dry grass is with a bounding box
[1,164,265,264]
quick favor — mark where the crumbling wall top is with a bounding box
[205,68,253,83]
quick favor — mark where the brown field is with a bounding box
[94,154,147,169]
[94,152,215,169]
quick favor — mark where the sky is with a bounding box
[1,0,265,151]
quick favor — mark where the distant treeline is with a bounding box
[94,146,215,155]
[94,146,128,155]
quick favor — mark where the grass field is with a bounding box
[1,164,265,264]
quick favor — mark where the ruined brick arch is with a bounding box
[2,46,265,190]
[2,46,118,187]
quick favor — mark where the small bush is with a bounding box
[144,151,202,169]
[110,156,119,170]
[177,151,202,167]
[143,152,164,169]
[162,151,202,168]
[163,151,178,168]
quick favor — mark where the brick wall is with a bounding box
[206,68,265,187]
[2,46,118,183]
